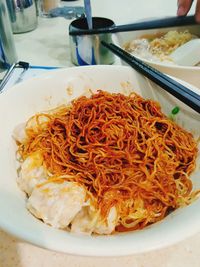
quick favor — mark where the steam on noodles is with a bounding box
[15,90,199,234]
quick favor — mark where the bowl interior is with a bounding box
[115,24,200,88]
[0,65,199,256]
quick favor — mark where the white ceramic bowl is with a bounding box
[0,65,200,256]
[116,24,200,88]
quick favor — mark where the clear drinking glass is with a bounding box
[39,0,60,17]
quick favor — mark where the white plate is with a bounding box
[0,65,199,256]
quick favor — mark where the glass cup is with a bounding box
[39,0,60,17]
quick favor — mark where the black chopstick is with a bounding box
[101,41,200,114]
[69,15,196,36]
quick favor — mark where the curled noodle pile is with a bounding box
[18,90,198,232]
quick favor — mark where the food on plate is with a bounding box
[123,30,199,65]
[14,90,199,235]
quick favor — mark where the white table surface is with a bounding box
[0,1,199,266]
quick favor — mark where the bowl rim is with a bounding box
[0,65,200,257]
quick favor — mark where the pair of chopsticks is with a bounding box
[69,15,196,36]
[101,42,200,114]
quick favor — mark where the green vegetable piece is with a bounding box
[171,106,180,115]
